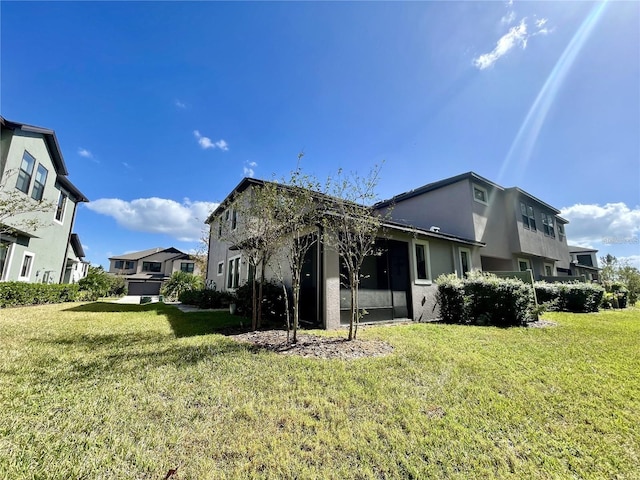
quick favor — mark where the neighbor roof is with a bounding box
[374,171,564,217]
[69,233,85,259]
[569,245,599,253]
[1,116,89,203]
[109,247,185,261]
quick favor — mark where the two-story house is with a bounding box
[374,172,571,280]
[206,178,484,329]
[108,247,201,295]
[0,116,89,283]
[568,245,600,281]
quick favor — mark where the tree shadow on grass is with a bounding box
[64,302,247,338]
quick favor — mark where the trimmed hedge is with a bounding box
[534,282,604,313]
[178,288,235,309]
[0,282,80,308]
[436,273,534,327]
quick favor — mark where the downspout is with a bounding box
[451,244,458,277]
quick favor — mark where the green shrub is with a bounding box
[436,273,534,327]
[435,274,467,324]
[178,288,235,309]
[0,282,80,308]
[78,266,125,298]
[234,281,289,327]
[463,273,534,327]
[161,271,204,301]
[534,282,604,313]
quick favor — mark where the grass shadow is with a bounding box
[64,301,247,338]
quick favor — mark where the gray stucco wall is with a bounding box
[1,130,75,283]
[383,179,476,239]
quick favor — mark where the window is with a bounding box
[0,241,12,281]
[473,184,488,205]
[518,258,531,272]
[542,213,555,237]
[180,262,194,273]
[459,248,472,277]
[576,254,593,267]
[217,261,224,276]
[55,191,68,223]
[558,223,565,241]
[544,263,554,276]
[231,209,237,230]
[227,256,240,288]
[114,260,124,269]
[16,151,36,194]
[412,240,431,284]
[142,261,162,272]
[218,219,223,238]
[19,252,34,281]
[31,165,48,201]
[125,261,135,269]
[520,203,536,231]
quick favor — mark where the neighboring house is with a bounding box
[569,245,600,281]
[205,178,484,329]
[62,233,90,284]
[375,172,571,280]
[0,116,89,283]
[108,247,200,295]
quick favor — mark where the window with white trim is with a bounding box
[542,213,555,237]
[412,240,432,284]
[16,151,36,194]
[520,203,536,231]
[19,252,34,281]
[518,258,531,272]
[31,164,48,201]
[544,263,554,276]
[227,256,241,288]
[558,223,565,241]
[459,247,472,277]
[473,184,488,205]
[55,191,68,223]
[231,209,237,230]
[0,241,12,281]
[217,261,224,276]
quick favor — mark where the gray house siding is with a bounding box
[1,122,86,284]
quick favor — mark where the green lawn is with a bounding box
[1,302,638,479]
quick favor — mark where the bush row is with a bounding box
[436,273,534,327]
[0,282,81,308]
[178,288,235,309]
[535,282,605,313]
[234,281,290,327]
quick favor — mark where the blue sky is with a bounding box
[2,1,638,268]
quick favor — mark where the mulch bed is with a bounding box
[230,330,394,360]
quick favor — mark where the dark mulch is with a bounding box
[230,330,394,360]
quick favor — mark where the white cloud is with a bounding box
[474,19,528,70]
[82,244,90,251]
[620,255,640,270]
[78,148,95,159]
[473,13,552,70]
[174,99,187,109]
[86,197,220,242]
[243,160,258,177]
[560,202,640,247]
[193,130,229,151]
[122,162,132,169]
[501,11,516,25]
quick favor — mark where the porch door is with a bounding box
[299,235,322,327]
[388,240,411,319]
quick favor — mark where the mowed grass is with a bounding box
[1,303,638,479]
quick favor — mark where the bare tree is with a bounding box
[322,164,387,340]
[0,169,55,237]
[218,183,282,330]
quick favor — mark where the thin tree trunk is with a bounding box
[258,259,266,329]
[353,282,359,340]
[282,282,291,344]
[251,270,257,331]
[349,271,356,341]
